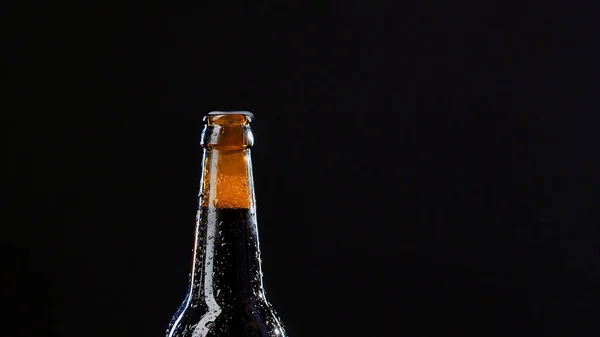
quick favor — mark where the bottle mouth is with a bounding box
[202,111,254,148]
[208,111,254,119]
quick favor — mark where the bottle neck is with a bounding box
[198,111,256,209]
[190,115,266,308]
[199,147,256,210]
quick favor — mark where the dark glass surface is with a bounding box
[166,207,286,337]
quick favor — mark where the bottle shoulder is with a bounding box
[167,298,286,337]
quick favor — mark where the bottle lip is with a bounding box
[208,111,254,119]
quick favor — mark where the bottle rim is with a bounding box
[208,111,254,119]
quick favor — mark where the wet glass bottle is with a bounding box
[166,111,287,337]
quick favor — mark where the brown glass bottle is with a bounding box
[166,112,287,337]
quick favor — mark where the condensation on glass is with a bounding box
[166,111,288,337]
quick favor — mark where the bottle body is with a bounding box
[166,112,287,337]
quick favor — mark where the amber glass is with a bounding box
[166,111,287,337]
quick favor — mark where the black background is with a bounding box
[3,1,600,336]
